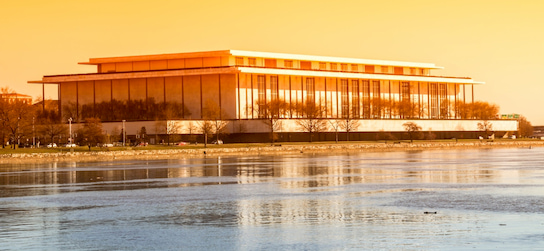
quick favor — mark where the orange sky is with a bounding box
[1,0,543,124]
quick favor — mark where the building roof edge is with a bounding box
[230,50,442,69]
[79,50,233,65]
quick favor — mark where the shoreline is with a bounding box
[1,140,543,164]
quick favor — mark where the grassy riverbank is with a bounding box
[1,139,543,164]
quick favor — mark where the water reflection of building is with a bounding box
[0,152,527,196]
[234,152,530,187]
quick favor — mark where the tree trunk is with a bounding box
[204,133,208,148]
[270,121,274,145]
[215,126,219,143]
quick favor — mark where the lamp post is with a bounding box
[32,117,35,148]
[122,120,126,147]
[68,117,72,145]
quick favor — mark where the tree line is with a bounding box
[254,98,511,143]
[0,85,533,147]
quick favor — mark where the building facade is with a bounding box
[30,50,517,142]
[0,93,32,104]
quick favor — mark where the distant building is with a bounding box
[533,126,544,138]
[0,93,32,104]
[29,50,517,142]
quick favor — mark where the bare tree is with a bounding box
[256,99,289,144]
[198,120,214,148]
[0,99,35,148]
[477,120,493,138]
[458,101,499,120]
[153,120,182,145]
[76,118,106,147]
[474,101,499,120]
[166,121,182,145]
[0,118,6,148]
[295,101,327,142]
[0,101,7,148]
[328,119,342,143]
[186,121,198,143]
[38,119,68,145]
[518,115,533,138]
[340,117,360,141]
[201,100,229,144]
[110,126,121,144]
[0,87,41,148]
[1,87,12,148]
[0,86,14,94]
[403,122,422,143]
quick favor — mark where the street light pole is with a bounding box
[122,120,126,147]
[68,117,72,145]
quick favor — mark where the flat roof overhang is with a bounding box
[78,49,443,70]
[78,50,232,65]
[238,67,485,85]
[28,67,239,84]
[231,50,444,69]
[28,66,483,85]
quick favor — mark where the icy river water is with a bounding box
[1,147,544,250]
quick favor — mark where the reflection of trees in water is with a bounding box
[63,99,191,122]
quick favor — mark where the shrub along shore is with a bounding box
[0,139,543,164]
